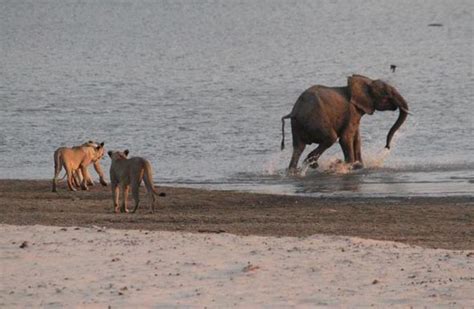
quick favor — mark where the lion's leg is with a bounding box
[121,184,129,213]
[52,179,57,193]
[72,169,82,189]
[66,172,77,191]
[131,181,140,213]
[52,162,61,193]
[52,150,63,192]
[79,165,89,190]
[64,163,77,192]
[85,169,94,187]
[93,161,108,186]
[146,180,156,214]
[82,167,94,186]
[112,182,120,213]
[149,191,156,214]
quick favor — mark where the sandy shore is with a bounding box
[1,180,474,306]
[2,224,473,307]
[1,180,473,249]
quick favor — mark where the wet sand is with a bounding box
[1,180,473,250]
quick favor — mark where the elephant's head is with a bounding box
[348,75,410,149]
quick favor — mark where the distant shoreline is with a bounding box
[1,179,473,250]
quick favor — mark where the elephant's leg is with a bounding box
[352,129,364,169]
[288,142,305,174]
[339,136,356,164]
[288,120,308,174]
[303,141,334,169]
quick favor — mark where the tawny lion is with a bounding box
[108,149,160,213]
[52,141,107,192]
[71,141,108,188]
[56,141,103,188]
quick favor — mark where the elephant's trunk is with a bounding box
[385,89,409,149]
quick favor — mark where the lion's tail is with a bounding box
[143,160,159,195]
[142,160,159,212]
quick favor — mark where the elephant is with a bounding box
[281,74,409,173]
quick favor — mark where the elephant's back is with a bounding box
[291,87,319,117]
[291,85,347,118]
[290,85,350,143]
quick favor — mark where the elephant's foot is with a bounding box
[352,161,364,170]
[303,158,319,169]
[287,167,299,176]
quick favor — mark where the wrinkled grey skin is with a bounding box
[281,74,409,173]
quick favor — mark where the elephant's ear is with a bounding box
[348,75,375,115]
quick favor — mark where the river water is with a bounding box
[1,0,473,197]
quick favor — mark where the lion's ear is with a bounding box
[100,142,105,147]
[124,149,129,157]
[88,140,94,144]
[348,75,375,115]
[107,151,113,158]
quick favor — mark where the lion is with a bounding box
[68,141,107,188]
[55,141,101,188]
[52,141,107,192]
[108,149,160,214]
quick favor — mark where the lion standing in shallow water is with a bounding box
[108,149,160,213]
[52,141,107,192]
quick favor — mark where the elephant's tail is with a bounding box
[281,113,292,151]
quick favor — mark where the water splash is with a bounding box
[310,147,392,175]
[310,157,352,174]
[327,159,353,174]
[364,148,391,168]
[263,150,290,175]
[299,163,310,177]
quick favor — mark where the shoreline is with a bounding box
[1,179,473,250]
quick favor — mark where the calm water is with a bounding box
[1,0,473,197]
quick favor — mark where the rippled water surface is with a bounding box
[1,0,473,197]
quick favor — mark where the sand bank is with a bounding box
[2,224,473,307]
